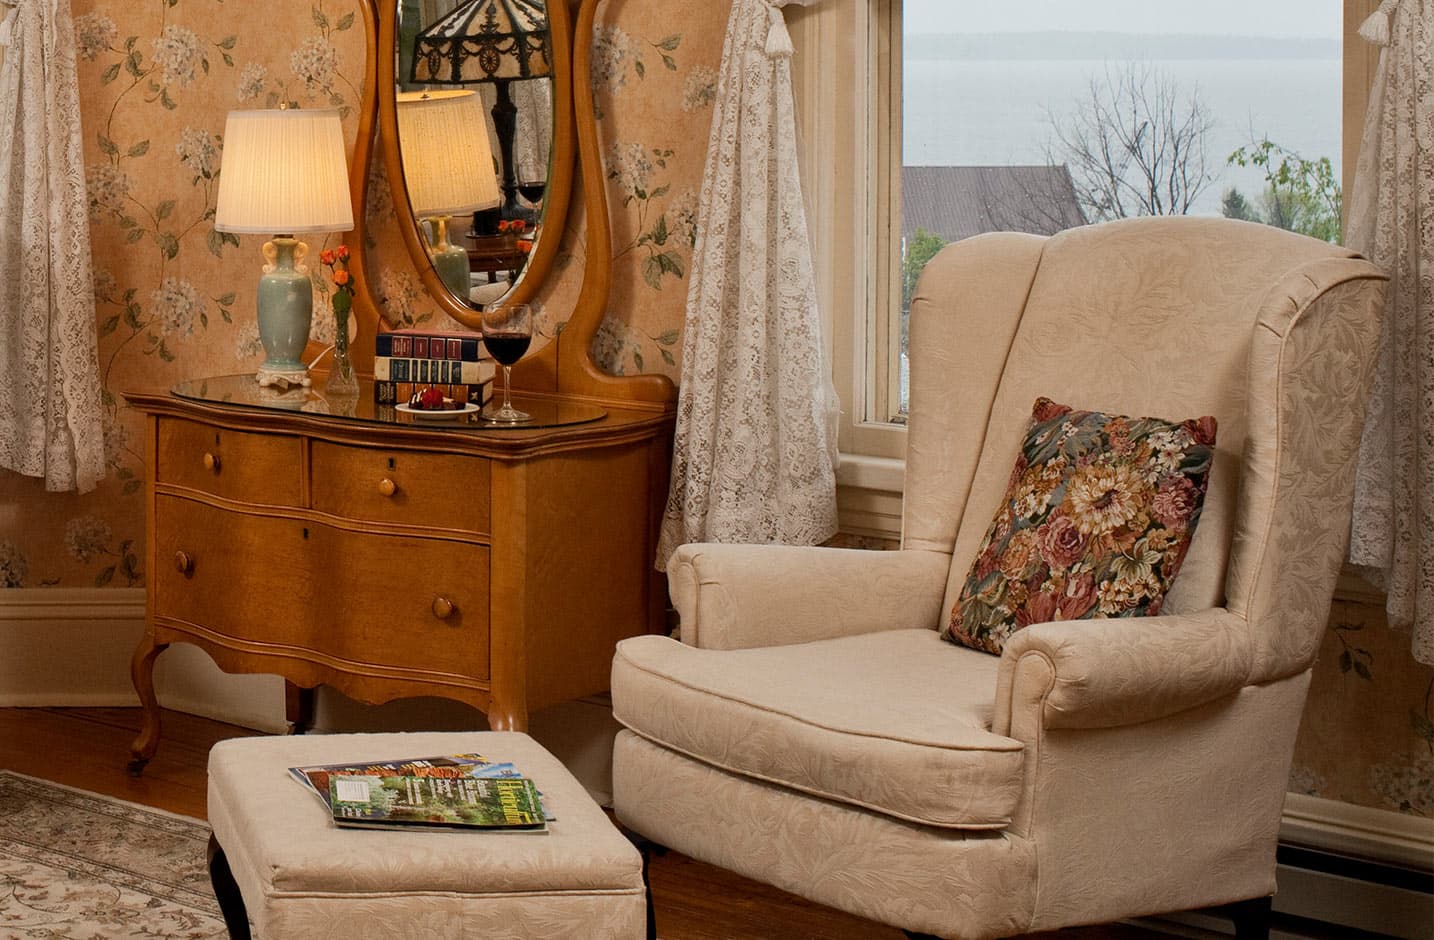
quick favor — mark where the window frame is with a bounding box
[791,0,1377,539]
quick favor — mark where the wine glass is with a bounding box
[516,159,546,209]
[481,302,533,423]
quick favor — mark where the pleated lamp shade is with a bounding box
[215,109,354,235]
[396,90,502,217]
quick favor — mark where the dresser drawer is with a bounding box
[310,441,490,535]
[154,496,491,679]
[156,418,302,506]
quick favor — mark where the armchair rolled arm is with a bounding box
[667,544,951,650]
[993,607,1254,734]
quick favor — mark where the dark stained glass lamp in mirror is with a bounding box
[410,0,550,228]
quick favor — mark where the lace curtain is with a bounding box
[1347,0,1434,665]
[0,0,106,493]
[656,0,838,567]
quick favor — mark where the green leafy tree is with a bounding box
[1221,187,1258,223]
[1225,138,1342,243]
[901,228,949,353]
[889,228,950,421]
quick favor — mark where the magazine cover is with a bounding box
[328,775,547,832]
[287,753,552,819]
[287,753,518,808]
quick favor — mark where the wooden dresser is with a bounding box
[124,377,673,773]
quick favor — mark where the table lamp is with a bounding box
[410,0,551,224]
[215,108,354,387]
[396,90,502,299]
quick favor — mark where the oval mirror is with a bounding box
[378,0,573,329]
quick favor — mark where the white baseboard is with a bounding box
[1281,791,1434,871]
[0,587,287,732]
[0,587,147,706]
[2,590,1430,871]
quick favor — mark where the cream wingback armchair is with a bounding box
[610,218,1388,940]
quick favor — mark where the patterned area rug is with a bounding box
[0,771,227,939]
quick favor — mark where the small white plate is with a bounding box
[395,402,480,419]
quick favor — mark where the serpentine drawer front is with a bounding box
[155,418,303,506]
[153,495,491,678]
[123,382,674,774]
[309,440,491,534]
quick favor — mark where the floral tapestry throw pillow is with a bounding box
[942,397,1217,655]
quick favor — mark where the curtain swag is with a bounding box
[1347,0,1434,665]
[656,0,838,567]
[0,0,107,493]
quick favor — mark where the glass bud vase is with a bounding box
[325,293,359,399]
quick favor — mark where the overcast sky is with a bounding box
[904,1,1342,40]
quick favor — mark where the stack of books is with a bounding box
[289,752,550,833]
[374,329,496,407]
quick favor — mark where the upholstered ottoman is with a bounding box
[206,731,647,939]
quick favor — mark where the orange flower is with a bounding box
[335,244,350,261]
[333,270,351,286]
[517,240,532,254]
[319,248,336,265]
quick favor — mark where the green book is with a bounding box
[329,775,547,832]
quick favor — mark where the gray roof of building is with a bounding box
[901,165,1087,243]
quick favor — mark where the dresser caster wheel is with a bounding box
[126,757,150,777]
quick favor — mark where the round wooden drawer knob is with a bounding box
[432,596,455,621]
[174,551,194,576]
[202,452,220,473]
[378,478,397,497]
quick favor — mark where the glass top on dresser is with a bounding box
[171,374,607,430]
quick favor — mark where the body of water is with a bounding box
[903,56,1343,218]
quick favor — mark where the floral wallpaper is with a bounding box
[1,0,370,591]
[1,0,1429,824]
[1291,597,1434,816]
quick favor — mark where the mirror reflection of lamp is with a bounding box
[409,0,551,231]
[396,90,503,300]
[214,108,354,387]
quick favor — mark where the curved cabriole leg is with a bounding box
[207,835,252,940]
[127,637,168,776]
[284,682,315,735]
[485,699,528,733]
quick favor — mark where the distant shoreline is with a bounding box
[905,31,1341,62]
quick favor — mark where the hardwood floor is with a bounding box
[0,706,1170,940]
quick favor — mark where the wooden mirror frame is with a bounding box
[377,0,574,334]
[347,0,673,407]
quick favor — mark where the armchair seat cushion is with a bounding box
[612,630,1025,829]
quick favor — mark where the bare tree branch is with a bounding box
[1046,63,1215,222]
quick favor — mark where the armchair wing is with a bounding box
[666,544,950,649]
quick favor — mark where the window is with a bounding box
[892,1,1344,416]
[791,2,1374,536]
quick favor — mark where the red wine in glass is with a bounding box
[481,303,532,423]
[483,332,531,366]
[517,180,547,204]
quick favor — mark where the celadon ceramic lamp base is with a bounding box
[255,236,314,387]
[426,215,472,300]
